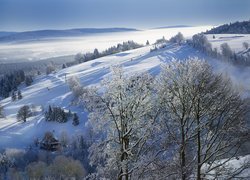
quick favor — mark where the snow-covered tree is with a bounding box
[17,105,32,122]
[68,76,86,104]
[191,34,212,54]
[170,32,185,45]
[84,66,159,179]
[221,43,233,58]
[157,59,248,180]
[243,42,249,50]
[46,64,55,75]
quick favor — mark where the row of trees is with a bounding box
[189,33,250,66]
[205,20,250,34]
[0,70,33,98]
[81,60,249,179]
[0,70,25,98]
[69,41,143,66]
[44,105,80,125]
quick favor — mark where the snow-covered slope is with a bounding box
[206,34,250,53]
[0,42,250,149]
[0,43,202,148]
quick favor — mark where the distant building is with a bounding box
[40,132,61,151]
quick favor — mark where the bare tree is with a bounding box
[17,105,32,122]
[158,59,248,180]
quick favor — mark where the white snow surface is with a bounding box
[206,34,250,53]
[0,42,250,149]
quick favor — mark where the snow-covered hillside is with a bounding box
[206,34,250,53]
[0,44,196,148]
[0,41,250,149]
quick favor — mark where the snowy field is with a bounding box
[0,26,212,63]
[206,34,250,53]
[0,42,250,149]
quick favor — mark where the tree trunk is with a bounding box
[196,102,201,180]
[181,124,186,180]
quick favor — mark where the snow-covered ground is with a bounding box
[206,34,250,53]
[0,26,212,63]
[0,42,250,149]
[0,30,249,177]
[0,44,201,148]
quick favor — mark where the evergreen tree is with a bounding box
[11,91,17,101]
[25,75,33,86]
[62,64,67,69]
[17,90,22,100]
[0,104,4,118]
[45,105,53,121]
[72,113,79,126]
[146,40,150,45]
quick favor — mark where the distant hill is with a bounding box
[205,20,250,34]
[0,31,17,38]
[154,25,192,29]
[0,28,138,42]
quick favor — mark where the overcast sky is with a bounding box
[0,0,249,31]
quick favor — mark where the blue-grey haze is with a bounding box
[0,0,249,31]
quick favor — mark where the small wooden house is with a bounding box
[40,132,61,151]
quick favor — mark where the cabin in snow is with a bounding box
[40,132,60,151]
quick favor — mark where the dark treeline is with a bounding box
[205,20,250,34]
[0,70,26,98]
